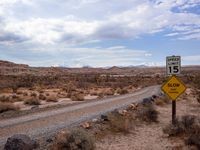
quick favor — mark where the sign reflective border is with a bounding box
[161,75,186,101]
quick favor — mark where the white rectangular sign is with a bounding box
[166,56,181,75]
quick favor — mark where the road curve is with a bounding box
[0,85,161,146]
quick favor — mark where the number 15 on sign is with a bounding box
[166,56,181,75]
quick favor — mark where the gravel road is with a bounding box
[0,85,161,147]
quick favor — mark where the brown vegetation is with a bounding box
[136,104,158,122]
[24,97,41,105]
[108,111,133,133]
[46,95,58,102]
[71,93,84,101]
[163,115,200,149]
[0,102,18,113]
[53,129,95,150]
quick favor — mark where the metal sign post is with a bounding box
[162,56,186,125]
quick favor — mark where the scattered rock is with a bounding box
[92,118,98,123]
[118,110,128,116]
[31,106,39,110]
[129,103,138,110]
[4,134,38,150]
[152,95,158,100]
[101,114,109,121]
[81,122,91,129]
[142,97,153,104]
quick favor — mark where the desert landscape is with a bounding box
[0,0,200,149]
[0,60,200,150]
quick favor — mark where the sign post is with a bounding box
[162,56,186,124]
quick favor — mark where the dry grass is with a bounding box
[155,96,170,106]
[116,88,128,95]
[197,92,200,103]
[71,93,84,101]
[23,92,28,96]
[136,104,158,122]
[53,129,95,150]
[0,102,18,113]
[103,89,114,96]
[0,95,10,102]
[163,115,200,149]
[24,97,41,105]
[46,95,58,102]
[108,111,133,133]
[39,94,46,100]
[30,92,37,97]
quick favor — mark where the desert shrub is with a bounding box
[0,102,18,113]
[46,95,58,102]
[39,94,46,100]
[136,105,158,122]
[30,92,37,97]
[155,99,165,106]
[108,112,132,133]
[163,121,184,136]
[16,91,23,95]
[197,92,200,103]
[24,98,40,105]
[185,125,200,149]
[116,88,128,95]
[71,93,84,101]
[0,95,10,102]
[97,92,104,98]
[163,115,197,137]
[12,94,18,99]
[54,129,95,150]
[103,89,114,96]
[23,92,28,96]
[181,115,195,130]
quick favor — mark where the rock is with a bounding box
[31,106,39,110]
[118,110,128,116]
[92,118,98,123]
[152,95,158,100]
[142,97,154,104]
[101,114,109,121]
[81,122,91,129]
[4,134,38,150]
[129,103,138,110]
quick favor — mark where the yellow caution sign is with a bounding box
[162,75,186,101]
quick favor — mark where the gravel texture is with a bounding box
[0,85,160,147]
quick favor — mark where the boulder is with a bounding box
[142,97,153,104]
[4,134,38,150]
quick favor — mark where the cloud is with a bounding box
[0,45,152,67]
[183,55,200,62]
[0,0,200,46]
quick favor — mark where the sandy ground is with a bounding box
[96,90,200,150]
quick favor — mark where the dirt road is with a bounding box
[0,85,161,147]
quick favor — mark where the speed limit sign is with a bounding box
[166,56,181,75]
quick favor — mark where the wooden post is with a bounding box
[172,101,176,124]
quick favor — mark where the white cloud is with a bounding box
[183,55,200,62]
[0,0,200,45]
[3,46,152,67]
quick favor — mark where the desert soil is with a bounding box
[96,89,200,150]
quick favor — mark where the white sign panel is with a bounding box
[166,56,181,75]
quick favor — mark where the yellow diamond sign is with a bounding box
[162,75,186,101]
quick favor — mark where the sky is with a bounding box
[0,0,200,67]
